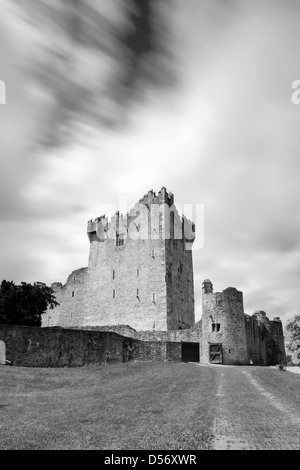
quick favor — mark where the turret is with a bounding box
[201,281,248,365]
[202,279,213,294]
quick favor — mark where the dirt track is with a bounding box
[199,364,300,450]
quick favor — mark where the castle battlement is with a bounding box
[138,187,174,207]
[87,187,195,246]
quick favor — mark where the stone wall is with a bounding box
[0,325,170,367]
[244,313,286,366]
[134,321,201,343]
[69,320,202,343]
[245,315,268,365]
[166,342,182,361]
[267,319,286,365]
[63,303,286,367]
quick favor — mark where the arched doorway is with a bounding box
[0,340,6,365]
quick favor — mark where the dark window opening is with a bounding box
[72,291,75,298]
[137,268,139,277]
[212,323,220,332]
[112,270,115,279]
[116,234,125,247]
[113,289,116,299]
[170,211,175,240]
[166,271,172,285]
[136,289,139,297]
[151,249,155,258]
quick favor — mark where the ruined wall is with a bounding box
[0,325,125,367]
[0,325,169,367]
[42,187,195,332]
[245,315,268,365]
[69,320,202,343]
[267,319,286,365]
[200,280,249,365]
[44,267,88,328]
[245,312,286,366]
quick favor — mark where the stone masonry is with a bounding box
[43,188,195,331]
[0,325,168,367]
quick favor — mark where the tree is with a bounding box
[285,315,300,350]
[0,280,59,327]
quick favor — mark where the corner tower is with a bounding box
[200,280,248,365]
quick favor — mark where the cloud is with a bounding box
[1,0,300,329]
[0,0,180,149]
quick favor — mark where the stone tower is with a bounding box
[200,280,249,365]
[43,188,195,331]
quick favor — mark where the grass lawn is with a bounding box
[0,362,215,450]
[249,366,300,410]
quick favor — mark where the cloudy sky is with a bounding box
[1,0,300,326]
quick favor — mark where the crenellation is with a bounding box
[158,186,173,206]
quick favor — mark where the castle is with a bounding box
[44,187,195,331]
[42,187,286,366]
